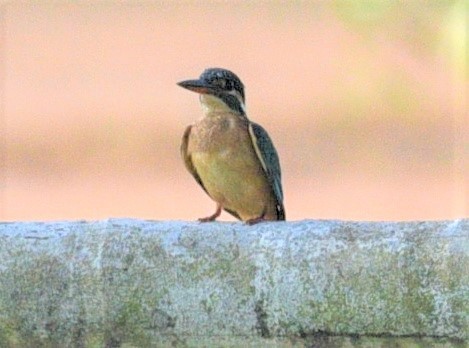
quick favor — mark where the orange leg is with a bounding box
[198,203,222,222]
[245,211,266,225]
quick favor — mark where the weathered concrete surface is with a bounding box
[0,219,467,347]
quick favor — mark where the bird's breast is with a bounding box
[188,113,248,154]
[185,112,278,220]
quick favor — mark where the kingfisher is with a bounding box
[178,68,285,224]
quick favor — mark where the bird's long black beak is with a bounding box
[177,79,215,94]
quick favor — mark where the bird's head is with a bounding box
[178,68,246,116]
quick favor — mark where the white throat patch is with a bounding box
[199,92,246,116]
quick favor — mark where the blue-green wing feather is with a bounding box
[249,122,285,220]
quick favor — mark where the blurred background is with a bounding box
[0,1,467,222]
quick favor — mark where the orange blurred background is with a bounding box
[0,2,467,222]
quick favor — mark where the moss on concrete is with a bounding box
[0,219,467,347]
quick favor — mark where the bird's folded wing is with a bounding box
[248,122,285,219]
[180,125,208,195]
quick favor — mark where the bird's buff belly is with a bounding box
[191,151,273,220]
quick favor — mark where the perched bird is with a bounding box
[178,68,285,224]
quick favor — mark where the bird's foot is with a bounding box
[198,215,217,223]
[198,204,222,223]
[245,212,266,225]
